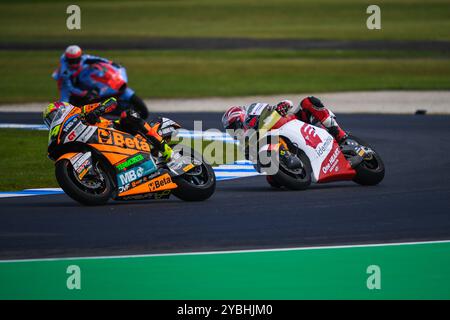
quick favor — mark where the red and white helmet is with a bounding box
[222,106,245,130]
[64,45,82,68]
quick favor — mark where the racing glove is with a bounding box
[84,98,118,124]
[275,100,293,117]
[100,97,118,113]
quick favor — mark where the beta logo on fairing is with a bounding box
[148,174,174,192]
[98,129,150,152]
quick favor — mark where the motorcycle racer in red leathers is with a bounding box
[222,97,349,186]
[222,96,348,143]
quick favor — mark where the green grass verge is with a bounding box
[0,129,56,191]
[1,0,450,42]
[1,49,450,104]
[0,129,240,191]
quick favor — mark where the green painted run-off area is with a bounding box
[0,241,449,299]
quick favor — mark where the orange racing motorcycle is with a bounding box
[47,104,216,205]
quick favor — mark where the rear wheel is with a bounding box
[171,149,216,201]
[55,159,112,205]
[346,135,385,186]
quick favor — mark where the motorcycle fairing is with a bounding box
[89,62,125,91]
[317,140,355,183]
[261,118,356,183]
[77,62,131,100]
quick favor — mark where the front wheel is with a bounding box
[261,141,312,191]
[347,135,385,186]
[171,149,216,201]
[55,159,113,205]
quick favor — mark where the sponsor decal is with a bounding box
[118,170,139,187]
[321,146,341,174]
[71,152,91,171]
[318,142,356,183]
[247,103,268,116]
[70,152,83,163]
[159,118,179,136]
[65,122,85,143]
[136,167,144,177]
[182,163,195,172]
[62,116,79,133]
[130,170,163,188]
[118,184,131,193]
[78,167,89,180]
[76,126,97,143]
[148,174,174,192]
[67,131,77,141]
[117,160,157,187]
[98,129,150,152]
[168,161,184,171]
[131,177,144,188]
[315,136,333,157]
[98,129,112,144]
[116,154,145,171]
[75,159,90,173]
[70,152,93,179]
[300,123,323,149]
[154,190,172,199]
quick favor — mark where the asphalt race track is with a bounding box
[0,113,449,259]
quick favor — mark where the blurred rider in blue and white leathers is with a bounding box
[52,45,112,103]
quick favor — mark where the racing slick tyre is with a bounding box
[130,94,149,120]
[171,149,216,201]
[266,175,282,188]
[348,135,385,186]
[55,159,113,206]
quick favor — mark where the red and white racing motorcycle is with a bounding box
[249,111,385,190]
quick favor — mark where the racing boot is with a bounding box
[298,96,348,143]
[142,121,173,161]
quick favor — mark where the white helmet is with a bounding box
[64,45,82,67]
